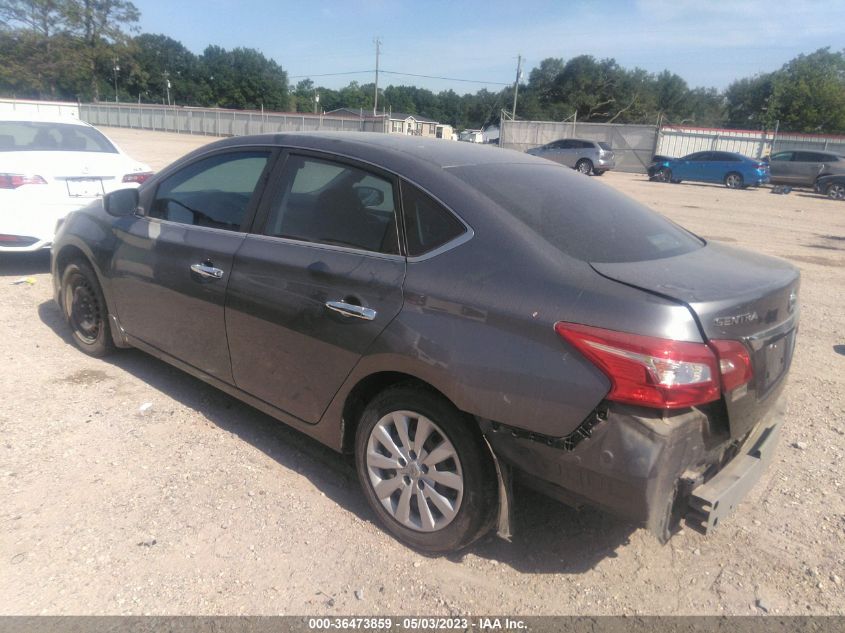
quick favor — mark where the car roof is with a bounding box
[0,112,90,126]
[202,131,539,171]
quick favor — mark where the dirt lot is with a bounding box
[1,128,844,616]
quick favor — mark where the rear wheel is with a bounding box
[60,260,114,357]
[355,385,497,552]
[725,172,744,189]
[827,182,845,200]
[575,159,593,175]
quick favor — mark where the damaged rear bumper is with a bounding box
[686,410,782,534]
[481,391,785,541]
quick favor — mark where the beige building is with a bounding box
[328,108,440,138]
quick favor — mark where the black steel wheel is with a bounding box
[60,260,115,357]
[355,384,497,552]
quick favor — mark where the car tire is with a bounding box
[60,259,115,357]
[575,159,593,175]
[656,167,673,183]
[355,384,497,553]
[827,183,845,200]
[725,172,744,189]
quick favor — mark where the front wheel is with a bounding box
[827,182,845,200]
[575,159,593,175]
[355,385,497,552]
[60,260,115,357]
[725,172,744,189]
[656,167,673,183]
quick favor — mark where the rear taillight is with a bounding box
[555,322,755,409]
[0,173,47,189]
[708,339,753,392]
[122,171,154,184]
[555,322,720,409]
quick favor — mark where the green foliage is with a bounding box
[769,48,845,133]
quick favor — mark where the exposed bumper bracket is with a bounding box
[686,418,782,534]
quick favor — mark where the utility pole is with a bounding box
[163,71,171,106]
[373,37,382,116]
[314,88,320,114]
[511,54,522,119]
[112,58,120,103]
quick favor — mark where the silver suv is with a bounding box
[769,150,845,186]
[526,138,616,175]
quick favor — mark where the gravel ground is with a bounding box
[1,128,843,616]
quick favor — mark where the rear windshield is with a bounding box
[0,121,117,153]
[598,142,612,151]
[449,163,703,263]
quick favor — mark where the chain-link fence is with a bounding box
[78,103,387,137]
[499,119,659,173]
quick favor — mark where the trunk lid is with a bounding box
[591,241,800,437]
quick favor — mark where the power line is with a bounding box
[288,70,374,79]
[379,70,510,86]
[288,69,513,87]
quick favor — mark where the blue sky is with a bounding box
[136,0,845,94]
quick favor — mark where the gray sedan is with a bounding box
[52,133,797,552]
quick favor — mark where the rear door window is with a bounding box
[793,151,827,162]
[449,163,703,263]
[770,152,793,162]
[263,155,400,254]
[713,152,741,162]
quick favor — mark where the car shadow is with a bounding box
[834,344,845,357]
[0,251,51,276]
[38,299,637,574]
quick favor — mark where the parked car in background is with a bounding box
[649,151,769,188]
[814,173,845,200]
[52,133,798,552]
[526,138,615,175]
[768,150,845,187]
[0,113,152,252]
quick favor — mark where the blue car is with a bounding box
[649,151,770,188]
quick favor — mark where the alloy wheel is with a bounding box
[828,183,845,200]
[725,173,743,189]
[365,410,464,532]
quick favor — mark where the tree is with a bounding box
[63,0,140,100]
[125,33,209,105]
[200,45,288,111]
[769,48,845,133]
[724,73,775,129]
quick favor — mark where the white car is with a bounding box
[0,114,152,252]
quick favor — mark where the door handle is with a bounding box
[325,300,377,321]
[190,262,224,280]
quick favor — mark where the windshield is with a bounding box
[0,121,118,153]
[449,163,704,263]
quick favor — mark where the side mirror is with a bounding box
[356,186,384,207]
[104,188,140,217]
